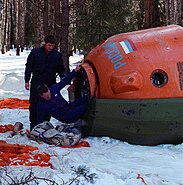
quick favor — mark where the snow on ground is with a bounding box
[0,49,183,185]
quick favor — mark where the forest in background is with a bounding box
[0,0,183,71]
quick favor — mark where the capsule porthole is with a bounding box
[150,70,168,88]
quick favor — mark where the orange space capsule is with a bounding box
[70,25,183,145]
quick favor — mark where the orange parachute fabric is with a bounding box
[0,124,14,133]
[0,98,29,109]
[60,141,90,148]
[0,140,52,168]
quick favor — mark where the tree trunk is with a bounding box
[180,0,183,26]
[33,1,39,47]
[1,0,8,54]
[44,0,49,36]
[0,0,2,52]
[144,0,153,28]
[16,0,20,56]
[20,0,26,52]
[54,0,61,49]
[12,0,17,48]
[61,0,69,72]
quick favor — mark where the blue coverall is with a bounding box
[36,70,88,125]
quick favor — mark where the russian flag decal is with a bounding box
[120,40,136,54]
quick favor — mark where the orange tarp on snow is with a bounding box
[0,98,29,109]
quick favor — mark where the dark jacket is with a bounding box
[25,47,66,87]
[36,70,77,125]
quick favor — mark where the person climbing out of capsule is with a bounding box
[36,64,88,124]
[28,64,89,146]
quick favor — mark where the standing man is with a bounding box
[24,35,66,130]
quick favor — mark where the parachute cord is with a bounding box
[137,173,148,185]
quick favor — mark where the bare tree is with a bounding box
[20,0,26,52]
[43,0,48,36]
[166,0,175,24]
[0,0,2,51]
[61,0,69,72]
[54,0,61,49]
[144,0,153,28]
[16,0,20,55]
[1,0,10,54]
[180,0,183,26]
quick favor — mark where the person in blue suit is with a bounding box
[36,65,88,126]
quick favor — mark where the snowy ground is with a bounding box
[0,49,183,185]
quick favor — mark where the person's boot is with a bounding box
[12,122,23,136]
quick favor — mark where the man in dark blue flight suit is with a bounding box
[36,65,88,126]
[24,35,66,130]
